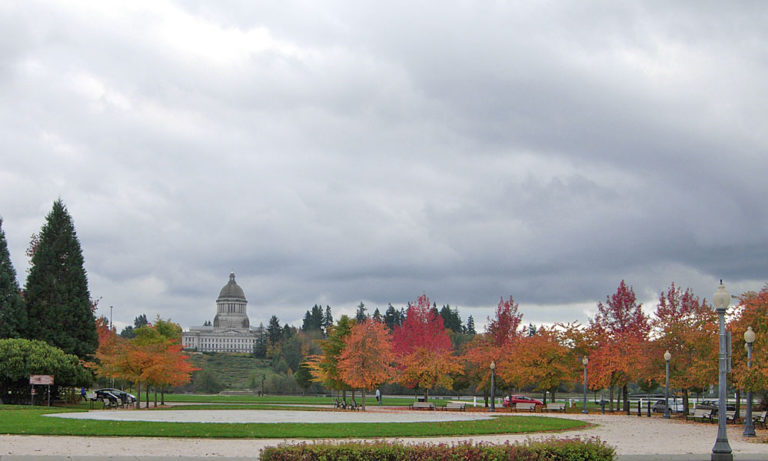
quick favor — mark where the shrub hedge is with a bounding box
[260,437,615,460]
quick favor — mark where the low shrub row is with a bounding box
[260,437,615,460]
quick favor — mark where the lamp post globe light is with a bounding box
[711,281,732,461]
[664,350,672,419]
[490,360,496,413]
[582,356,589,414]
[744,326,756,437]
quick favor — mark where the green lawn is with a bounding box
[0,406,589,438]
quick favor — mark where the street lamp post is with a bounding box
[490,361,496,413]
[711,281,733,461]
[664,350,671,419]
[744,326,756,437]
[582,356,589,414]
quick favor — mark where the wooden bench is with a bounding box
[443,401,466,411]
[688,408,714,422]
[545,402,566,412]
[515,402,538,412]
[725,410,739,424]
[410,402,436,410]
[753,410,767,428]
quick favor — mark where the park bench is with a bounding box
[725,410,739,424]
[443,401,466,411]
[410,402,436,410]
[515,402,538,412]
[753,411,767,428]
[688,408,714,422]
[545,402,566,412]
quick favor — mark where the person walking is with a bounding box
[376,388,381,405]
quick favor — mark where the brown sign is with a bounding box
[29,375,54,385]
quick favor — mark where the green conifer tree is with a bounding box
[0,218,27,338]
[23,200,98,358]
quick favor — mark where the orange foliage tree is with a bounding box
[92,317,197,408]
[646,283,717,414]
[497,326,576,403]
[463,296,523,399]
[729,287,768,403]
[392,294,461,400]
[338,319,396,410]
[588,280,650,412]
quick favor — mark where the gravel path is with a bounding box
[3,409,768,458]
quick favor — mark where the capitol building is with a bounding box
[181,273,261,353]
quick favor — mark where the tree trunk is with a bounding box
[552,390,556,403]
[609,386,614,412]
[146,384,149,408]
[161,387,165,406]
[154,387,158,408]
[683,388,689,416]
[542,391,547,405]
[735,389,741,420]
[362,389,366,411]
[424,388,429,402]
[136,381,141,409]
[623,385,629,414]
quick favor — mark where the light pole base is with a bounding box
[711,452,733,461]
[711,440,733,461]
[743,426,756,437]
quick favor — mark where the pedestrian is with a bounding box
[376,388,381,405]
[80,387,87,402]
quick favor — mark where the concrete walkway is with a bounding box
[2,409,768,460]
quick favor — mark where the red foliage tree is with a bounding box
[392,294,459,400]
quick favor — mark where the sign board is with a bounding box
[29,375,54,385]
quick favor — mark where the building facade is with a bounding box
[182,273,261,353]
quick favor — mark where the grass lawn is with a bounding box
[0,405,589,438]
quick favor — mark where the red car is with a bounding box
[502,395,543,407]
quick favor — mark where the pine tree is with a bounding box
[355,302,367,322]
[267,315,282,345]
[465,315,476,335]
[23,200,98,358]
[322,305,333,334]
[0,218,27,338]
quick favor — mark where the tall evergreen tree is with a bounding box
[266,315,282,345]
[23,200,97,358]
[465,315,476,335]
[0,218,27,338]
[355,302,367,322]
[322,305,333,335]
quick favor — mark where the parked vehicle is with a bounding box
[651,399,685,413]
[502,395,544,407]
[94,388,136,406]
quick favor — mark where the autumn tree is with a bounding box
[463,296,523,398]
[392,294,461,400]
[24,200,98,359]
[338,319,396,410]
[0,218,26,339]
[729,287,768,405]
[647,283,717,414]
[588,280,650,413]
[308,315,355,401]
[497,326,576,403]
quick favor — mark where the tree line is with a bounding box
[299,282,768,415]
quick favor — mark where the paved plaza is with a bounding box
[2,408,768,460]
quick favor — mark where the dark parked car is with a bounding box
[502,395,544,407]
[94,388,136,406]
[695,400,735,413]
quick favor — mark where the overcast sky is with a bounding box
[1,1,767,333]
